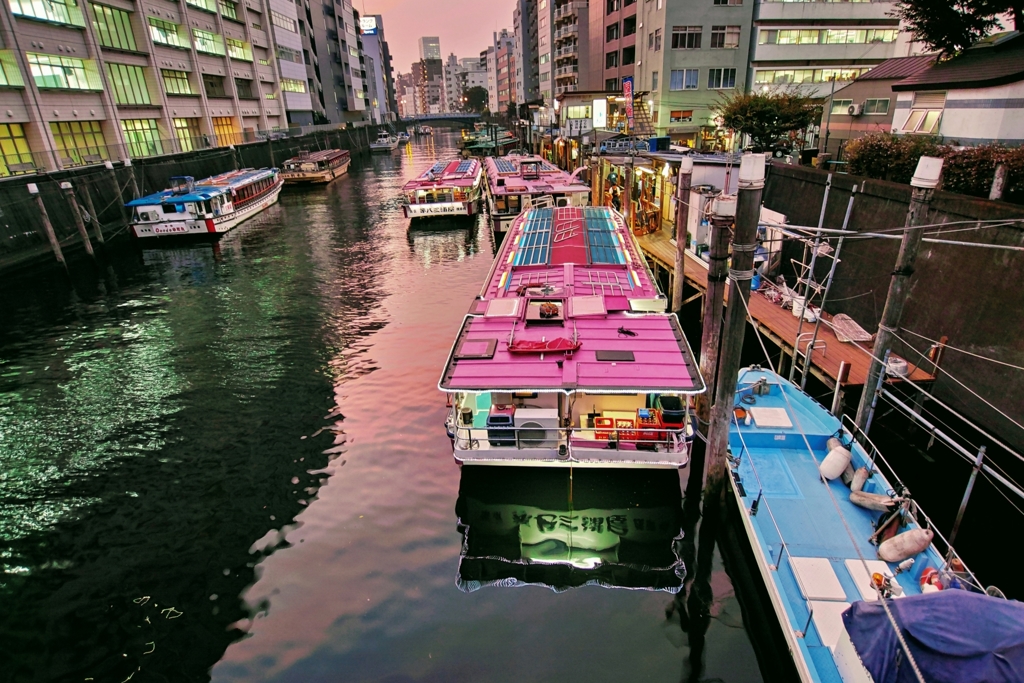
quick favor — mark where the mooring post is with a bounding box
[831,361,851,417]
[104,160,128,223]
[79,181,104,244]
[124,159,141,200]
[29,183,65,266]
[855,157,943,435]
[671,156,694,312]
[704,154,765,504]
[61,181,95,257]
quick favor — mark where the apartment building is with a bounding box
[294,0,367,124]
[496,38,515,111]
[415,58,443,114]
[395,70,415,116]
[749,0,906,98]
[442,55,487,112]
[535,0,553,101]
[635,0,754,150]
[512,0,539,104]
[551,0,587,97]
[586,0,637,94]
[359,14,396,124]
[0,0,296,172]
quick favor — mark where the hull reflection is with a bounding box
[455,467,685,593]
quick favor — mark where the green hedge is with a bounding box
[843,133,1024,204]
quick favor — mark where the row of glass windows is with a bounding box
[753,67,872,84]
[830,98,890,115]
[669,25,742,50]
[669,67,736,90]
[10,0,84,27]
[759,28,898,45]
[27,53,101,90]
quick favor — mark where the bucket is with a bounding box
[791,296,806,318]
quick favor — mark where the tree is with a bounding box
[891,0,1019,58]
[714,90,816,150]
[463,86,489,114]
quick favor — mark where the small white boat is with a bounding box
[280,149,350,184]
[127,169,282,238]
[401,158,483,218]
[370,131,400,152]
[397,131,411,143]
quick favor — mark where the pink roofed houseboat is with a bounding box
[439,206,706,467]
[483,155,590,234]
[402,158,484,219]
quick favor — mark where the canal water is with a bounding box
[1,133,777,682]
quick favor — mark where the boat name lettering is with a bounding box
[477,509,664,535]
[407,203,462,216]
[774,434,786,440]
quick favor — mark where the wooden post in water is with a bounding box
[854,156,943,435]
[124,159,141,200]
[79,181,104,244]
[61,181,95,257]
[105,160,128,223]
[704,154,765,505]
[671,156,694,312]
[29,183,65,266]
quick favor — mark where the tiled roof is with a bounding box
[856,55,936,81]
[893,33,1024,91]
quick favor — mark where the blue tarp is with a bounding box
[844,590,1024,683]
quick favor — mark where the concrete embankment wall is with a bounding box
[0,125,382,273]
[763,162,1024,451]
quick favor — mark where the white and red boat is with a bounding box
[128,169,282,238]
[439,206,706,467]
[483,154,590,233]
[401,158,484,219]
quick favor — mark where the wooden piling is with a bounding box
[79,182,104,244]
[29,183,65,266]
[61,181,95,257]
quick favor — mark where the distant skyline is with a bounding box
[362,0,516,74]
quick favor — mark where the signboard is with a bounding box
[405,202,469,217]
[592,98,607,129]
[359,16,378,35]
[622,77,634,130]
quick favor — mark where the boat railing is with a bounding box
[446,415,569,453]
[566,422,692,454]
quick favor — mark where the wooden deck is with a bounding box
[637,230,935,388]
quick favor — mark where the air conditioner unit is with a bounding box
[514,408,560,449]
[847,103,863,116]
[555,196,570,207]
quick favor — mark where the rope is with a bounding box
[900,328,1024,372]
[730,275,927,683]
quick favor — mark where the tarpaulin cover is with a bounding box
[843,590,1024,683]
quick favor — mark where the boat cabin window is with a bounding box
[521,161,541,180]
[508,195,521,212]
[495,195,507,212]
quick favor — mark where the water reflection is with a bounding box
[456,467,685,593]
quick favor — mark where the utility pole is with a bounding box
[704,154,765,505]
[854,156,943,435]
[671,156,694,312]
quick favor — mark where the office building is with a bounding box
[513,0,539,103]
[635,0,754,150]
[418,36,441,61]
[295,0,367,124]
[359,15,397,124]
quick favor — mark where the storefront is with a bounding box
[594,155,665,236]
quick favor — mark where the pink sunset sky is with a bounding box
[362,0,517,74]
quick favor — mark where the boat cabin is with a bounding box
[484,155,590,231]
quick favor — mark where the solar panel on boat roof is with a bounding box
[428,161,446,175]
[585,212,624,265]
[513,209,552,267]
[455,160,473,174]
[495,158,518,174]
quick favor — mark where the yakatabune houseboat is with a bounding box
[483,154,590,234]
[280,149,350,184]
[439,206,706,467]
[127,168,282,238]
[402,158,484,218]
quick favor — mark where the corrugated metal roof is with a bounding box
[856,55,936,82]
[893,34,1024,91]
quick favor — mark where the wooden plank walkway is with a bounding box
[637,230,935,388]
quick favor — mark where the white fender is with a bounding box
[820,437,852,480]
[878,528,934,563]
[850,490,893,512]
[851,467,870,493]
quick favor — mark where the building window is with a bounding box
[203,74,227,98]
[161,69,193,95]
[824,29,897,44]
[651,70,659,89]
[91,4,137,51]
[264,91,277,99]
[10,0,83,26]
[623,15,636,36]
[277,47,301,63]
[251,21,261,30]
[607,23,619,41]
[0,124,34,176]
[227,38,252,61]
[234,78,255,99]
[106,63,150,105]
[710,25,741,48]
[258,58,270,65]
[753,68,871,84]
[121,119,163,158]
[605,50,618,68]
[670,110,693,123]
[173,118,202,152]
[864,98,889,114]
[713,0,742,4]
[149,18,185,47]
[830,98,853,115]
[193,29,225,55]
[186,0,216,11]
[271,10,297,32]
[27,53,98,90]
[605,77,619,91]
[606,0,619,14]
[622,46,635,64]
[672,26,701,49]
[707,67,736,89]
[219,0,238,20]
[281,78,306,93]
[653,28,662,50]
[50,120,107,165]
[669,68,698,90]
[212,116,240,146]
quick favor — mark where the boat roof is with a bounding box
[439,207,704,394]
[283,149,349,163]
[126,168,277,205]
[484,154,590,196]
[403,158,482,190]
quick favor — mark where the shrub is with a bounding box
[844,133,942,184]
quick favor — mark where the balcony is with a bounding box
[555,64,578,80]
[553,1,582,21]
[554,24,578,42]
[555,44,578,61]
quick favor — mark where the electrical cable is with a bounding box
[900,328,1024,372]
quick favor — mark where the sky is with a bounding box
[361,0,517,74]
